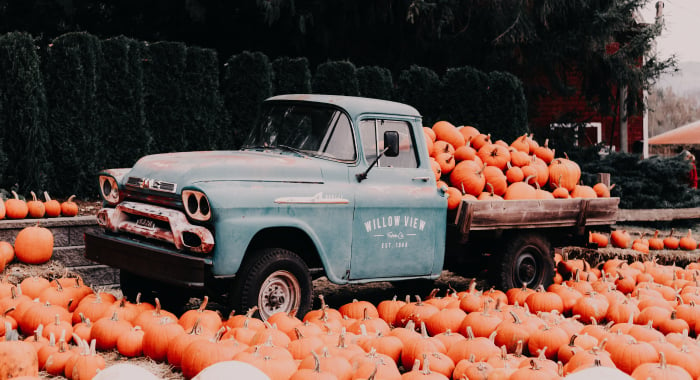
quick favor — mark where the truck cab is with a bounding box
[85,94,447,319]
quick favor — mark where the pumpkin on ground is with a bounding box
[0,326,39,379]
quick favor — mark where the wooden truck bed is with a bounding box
[448,197,620,242]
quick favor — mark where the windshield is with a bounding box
[243,102,357,162]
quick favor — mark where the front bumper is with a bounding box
[84,230,210,288]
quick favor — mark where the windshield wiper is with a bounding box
[276,145,308,156]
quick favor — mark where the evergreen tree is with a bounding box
[97,36,150,169]
[44,32,102,197]
[221,51,272,149]
[0,32,47,194]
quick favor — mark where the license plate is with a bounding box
[136,218,156,230]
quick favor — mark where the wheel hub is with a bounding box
[258,270,301,320]
[516,252,538,285]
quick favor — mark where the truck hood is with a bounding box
[125,150,324,187]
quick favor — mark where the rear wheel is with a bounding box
[230,248,313,321]
[489,232,554,290]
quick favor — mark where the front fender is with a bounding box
[211,214,352,283]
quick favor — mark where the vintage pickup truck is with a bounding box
[85,94,619,319]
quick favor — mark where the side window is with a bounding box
[359,119,418,168]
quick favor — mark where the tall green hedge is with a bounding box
[484,71,528,143]
[312,60,359,96]
[221,51,272,149]
[395,65,442,126]
[0,32,48,194]
[44,32,102,197]
[183,46,228,151]
[272,56,311,95]
[97,36,150,169]
[439,66,489,130]
[143,41,188,154]
[0,32,532,198]
[357,66,393,100]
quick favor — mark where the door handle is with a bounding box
[412,176,430,182]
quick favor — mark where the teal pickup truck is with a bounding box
[85,94,619,319]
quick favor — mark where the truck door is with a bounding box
[350,118,446,280]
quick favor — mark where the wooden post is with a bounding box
[596,173,611,187]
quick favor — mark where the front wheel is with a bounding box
[489,232,555,290]
[230,248,313,321]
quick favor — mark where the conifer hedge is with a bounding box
[183,46,228,151]
[44,32,102,197]
[0,32,533,199]
[394,65,442,127]
[97,36,150,169]
[0,32,47,193]
[311,60,360,96]
[271,56,311,96]
[221,51,272,149]
[357,65,394,100]
[143,41,188,154]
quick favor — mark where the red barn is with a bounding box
[524,8,657,158]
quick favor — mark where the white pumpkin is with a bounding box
[93,363,163,380]
[192,360,271,380]
[564,366,633,380]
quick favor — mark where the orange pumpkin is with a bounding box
[14,224,54,264]
[445,187,463,210]
[548,158,580,193]
[477,144,511,170]
[679,229,697,251]
[43,192,61,218]
[449,161,485,197]
[432,121,465,149]
[504,176,537,200]
[60,195,78,217]
[533,139,555,164]
[459,126,480,143]
[0,241,14,265]
[510,134,530,154]
[593,183,615,198]
[26,191,45,219]
[5,191,28,219]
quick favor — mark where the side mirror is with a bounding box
[356,130,401,182]
[383,131,399,157]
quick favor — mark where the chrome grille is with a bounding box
[126,176,177,193]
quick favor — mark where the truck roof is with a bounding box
[266,94,422,119]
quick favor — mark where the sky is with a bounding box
[640,0,700,63]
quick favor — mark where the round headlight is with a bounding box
[187,193,199,214]
[199,196,210,216]
[99,176,119,204]
[182,190,211,221]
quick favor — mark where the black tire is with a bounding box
[489,232,555,290]
[119,270,192,314]
[230,248,313,321]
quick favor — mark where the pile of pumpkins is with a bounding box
[0,191,79,220]
[4,255,700,379]
[589,229,698,253]
[425,121,612,209]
